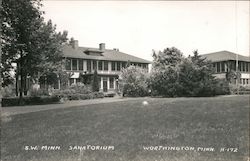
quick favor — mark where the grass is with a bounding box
[1,96,249,161]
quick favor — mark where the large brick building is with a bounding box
[61,40,151,92]
[202,50,250,86]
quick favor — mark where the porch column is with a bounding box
[107,77,110,90]
[100,77,103,90]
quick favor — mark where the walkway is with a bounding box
[1,97,139,116]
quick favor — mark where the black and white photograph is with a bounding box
[1,0,249,161]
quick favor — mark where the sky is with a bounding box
[42,1,249,61]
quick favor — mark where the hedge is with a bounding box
[2,96,61,107]
[55,92,104,101]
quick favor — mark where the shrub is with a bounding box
[2,96,60,107]
[120,66,149,97]
[69,83,91,94]
[29,88,50,97]
[229,84,250,95]
[53,90,104,101]
[104,91,116,97]
[92,70,100,92]
[214,79,230,95]
[1,85,16,97]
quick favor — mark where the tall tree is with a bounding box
[1,0,68,102]
[92,70,99,92]
[150,47,184,96]
[178,50,219,96]
[1,0,44,101]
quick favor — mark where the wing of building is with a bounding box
[60,41,151,92]
[201,50,250,86]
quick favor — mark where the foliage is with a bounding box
[53,91,104,101]
[1,0,44,87]
[0,84,16,97]
[69,82,91,94]
[213,79,230,95]
[29,88,50,97]
[149,47,185,96]
[149,66,181,97]
[2,96,60,107]
[104,91,116,97]
[229,84,250,95]
[92,70,99,92]
[120,66,149,97]
[152,47,184,68]
[178,52,218,96]
[150,48,227,97]
[1,0,68,100]
[51,82,103,101]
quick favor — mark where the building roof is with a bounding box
[62,44,151,64]
[201,50,250,62]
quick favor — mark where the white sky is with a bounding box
[42,1,249,61]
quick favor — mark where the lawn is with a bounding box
[1,96,249,161]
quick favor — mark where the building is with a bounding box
[61,41,151,92]
[201,50,250,86]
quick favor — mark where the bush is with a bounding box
[120,66,149,97]
[53,90,104,101]
[1,85,16,97]
[69,83,91,94]
[29,88,50,97]
[104,91,116,97]
[214,79,230,95]
[229,84,250,95]
[2,96,60,107]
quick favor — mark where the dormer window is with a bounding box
[84,48,104,56]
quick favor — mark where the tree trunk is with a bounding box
[19,51,24,105]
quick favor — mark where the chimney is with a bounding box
[70,40,78,49]
[72,40,78,49]
[99,43,105,51]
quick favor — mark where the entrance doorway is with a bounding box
[103,80,108,92]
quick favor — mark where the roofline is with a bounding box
[62,56,152,64]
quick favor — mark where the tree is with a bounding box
[149,48,222,97]
[149,47,184,96]
[1,0,68,102]
[178,50,225,96]
[120,66,149,97]
[92,70,99,92]
[1,0,44,101]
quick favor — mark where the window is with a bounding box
[87,60,91,72]
[109,77,114,89]
[79,59,83,71]
[72,59,77,70]
[246,79,249,84]
[117,62,121,71]
[247,63,249,72]
[111,62,116,71]
[242,62,245,72]
[221,62,225,72]
[93,60,97,70]
[216,62,221,73]
[104,61,108,71]
[98,61,103,70]
[66,58,71,70]
[99,77,101,88]
[238,62,242,71]
[122,62,126,68]
[232,62,236,71]
[243,79,245,85]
